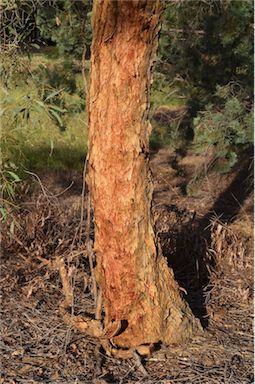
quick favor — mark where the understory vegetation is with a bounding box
[0,50,87,222]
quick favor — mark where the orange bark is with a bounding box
[87,0,201,349]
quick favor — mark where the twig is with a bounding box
[78,155,88,243]
[87,238,98,310]
[51,181,74,197]
[85,187,91,240]
[69,154,87,251]
[80,6,99,313]
[24,170,73,200]
[24,170,55,202]
[81,44,88,98]
[94,343,104,378]
[56,256,73,307]
[95,289,102,320]
[132,351,148,377]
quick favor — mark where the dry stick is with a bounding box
[81,44,99,313]
[73,145,98,314]
[94,343,104,378]
[24,170,56,203]
[132,351,149,377]
[81,43,88,97]
[78,40,89,246]
[81,166,98,310]
[67,155,88,322]
[86,198,101,319]
[56,256,73,308]
[24,170,73,203]
[174,109,187,136]
[78,154,88,244]
[68,44,89,293]
[66,42,99,329]
[70,39,89,251]
[51,181,74,197]
[57,37,103,354]
[95,289,102,321]
[87,234,98,310]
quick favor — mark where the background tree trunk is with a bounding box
[87,0,201,349]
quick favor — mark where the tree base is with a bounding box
[57,255,202,358]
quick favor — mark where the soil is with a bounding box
[1,148,253,383]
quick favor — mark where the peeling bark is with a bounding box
[87,0,201,350]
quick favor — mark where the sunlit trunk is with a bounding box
[87,0,200,349]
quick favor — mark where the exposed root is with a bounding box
[101,340,153,359]
[61,308,103,337]
[56,255,156,358]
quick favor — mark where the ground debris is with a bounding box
[1,161,253,383]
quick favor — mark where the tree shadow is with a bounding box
[22,144,86,174]
[159,147,253,328]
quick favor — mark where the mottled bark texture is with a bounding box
[87,0,201,349]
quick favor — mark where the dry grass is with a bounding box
[0,162,253,383]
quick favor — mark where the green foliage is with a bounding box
[1,77,67,129]
[0,0,40,49]
[150,72,189,150]
[36,0,92,58]
[0,158,21,228]
[150,111,190,152]
[0,162,21,202]
[32,58,87,101]
[0,50,87,230]
[0,2,84,234]
[151,72,184,110]
[193,84,253,173]
[153,0,254,180]
[0,0,92,61]
[0,0,90,226]
[1,64,87,172]
[0,42,34,88]
[160,0,253,113]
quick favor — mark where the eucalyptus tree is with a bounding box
[86,0,201,354]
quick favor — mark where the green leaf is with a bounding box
[0,207,7,223]
[6,171,21,182]
[13,107,25,118]
[48,104,67,113]
[34,100,45,107]
[45,88,65,102]
[6,184,15,200]
[24,108,30,121]
[9,162,17,169]
[30,43,40,49]
[33,104,45,113]
[49,109,63,127]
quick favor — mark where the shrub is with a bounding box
[193,84,253,173]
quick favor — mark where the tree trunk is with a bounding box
[87,0,201,350]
